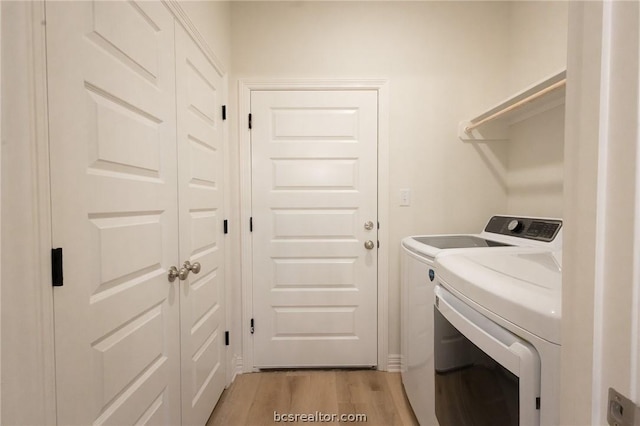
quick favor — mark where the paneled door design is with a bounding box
[47,2,180,424]
[175,25,226,426]
[251,90,378,367]
[47,2,225,425]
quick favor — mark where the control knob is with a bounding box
[507,219,524,233]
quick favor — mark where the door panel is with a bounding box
[251,90,378,367]
[47,2,180,424]
[175,24,226,426]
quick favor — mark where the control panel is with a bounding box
[484,216,562,242]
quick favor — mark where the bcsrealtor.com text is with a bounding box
[273,411,368,423]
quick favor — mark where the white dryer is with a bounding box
[434,249,562,426]
[400,216,561,425]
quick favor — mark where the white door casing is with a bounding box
[175,23,226,426]
[250,90,378,367]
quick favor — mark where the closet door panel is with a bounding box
[47,2,180,425]
[175,23,226,426]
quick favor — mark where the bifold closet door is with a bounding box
[175,24,227,426]
[47,2,181,425]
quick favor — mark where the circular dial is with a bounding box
[507,219,524,233]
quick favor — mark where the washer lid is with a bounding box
[412,235,511,249]
[436,250,562,344]
[401,233,514,260]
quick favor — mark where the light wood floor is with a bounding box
[206,370,419,426]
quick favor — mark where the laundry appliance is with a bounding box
[400,216,561,425]
[433,229,562,425]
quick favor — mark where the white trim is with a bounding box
[32,2,57,420]
[238,78,390,372]
[634,99,640,400]
[386,354,402,373]
[222,72,234,388]
[2,2,57,422]
[234,355,244,383]
[239,81,254,372]
[634,0,640,400]
[591,1,613,422]
[1,2,4,418]
[164,0,226,76]
[31,2,57,421]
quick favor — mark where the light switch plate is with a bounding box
[608,387,640,426]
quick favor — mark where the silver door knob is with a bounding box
[178,267,190,281]
[364,240,375,250]
[364,221,375,230]
[168,266,180,282]
[183,260,201,274]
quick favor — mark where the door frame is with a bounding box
[1,2,57,424]
[239,78,390,372]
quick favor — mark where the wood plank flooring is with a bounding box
[206,370,419,426]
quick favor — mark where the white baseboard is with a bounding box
[386,354,402,373]
[227,355,244,387]
[234,356,243,378]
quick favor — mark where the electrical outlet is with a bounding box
[399,188,411,207]
[607,387,640,426]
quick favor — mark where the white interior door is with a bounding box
[47,2,180,424]
[175,24,226,426]
[251,90,378,367]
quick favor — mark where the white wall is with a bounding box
[507,1,568,94]
[506,105,565,217]
[229,1,512,361]
[505,2,568,218]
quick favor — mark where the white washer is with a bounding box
[400,216,561,425]
[434,249,562,426]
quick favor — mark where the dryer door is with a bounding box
[434,285,541,426]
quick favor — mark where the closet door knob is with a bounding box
[178,267,190,281]
[364,240,375,250]
[168,266,180,282]
[183,260,201,275]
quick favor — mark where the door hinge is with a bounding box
[248,113,252,129]
[222,105,227,120]
[250,318,255,334]
[225,331,230,346]
[224,219,228,234]
[250,217,253,232]
[52,248,63,287]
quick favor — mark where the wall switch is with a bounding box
[607,387,640,426]
[399,188,411,206]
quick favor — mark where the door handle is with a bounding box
[364,221,375,230]
[183,260,201,275]
[170,261,201,282]
[364,240,375,250]
[168,266,180,282]
[178,266,190,281]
